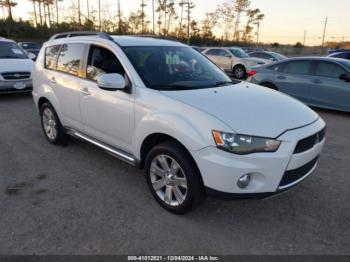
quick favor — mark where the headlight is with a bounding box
[212,130,281,155]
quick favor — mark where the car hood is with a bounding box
[161,83,318,138]
[0,59,34,74]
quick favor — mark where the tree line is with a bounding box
[0,0,264,45]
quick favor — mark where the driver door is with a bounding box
[309,61,350,111]
[79,44,134,152]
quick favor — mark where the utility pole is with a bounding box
[187,1,190,45]
[98,0,101,31]
[256,21,260,46]
[152,0,155,34]
[117,0,121,33]
[77,0,81,25]
[141,0,144,34]
[303,30,307,46]
[86,0,89,21]
[321,16,328,47]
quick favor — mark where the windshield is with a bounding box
[229,48,249,58]
[20,42,41,50]
[123,46,235,90]
[0,42,28,59]
[338,60,350,71]
[272,52,287,60]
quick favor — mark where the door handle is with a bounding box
[81,87,91,96]
[50,77,56,84]
[277,75,286,80]
[312,79,322,84]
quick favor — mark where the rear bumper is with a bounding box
[0,79,33,93]
[191,118,326,196]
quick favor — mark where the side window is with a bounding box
[281,61,311,75]
[86,45,126,81]
[260,53,274,60]
[267,62,284,72]
[205,49,220,56]
[314,62,346,78]
[45,45,61,70]
[218,50,230,57]
[251,52,262,58]
[56,43,85,76]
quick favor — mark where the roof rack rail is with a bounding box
[134,34,180,42]
[49,31,113,41]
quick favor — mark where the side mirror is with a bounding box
[339,73,350,82]
[225,54,232,58]
[97,73,126,91]
[28,52,36,60]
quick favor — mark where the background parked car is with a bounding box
[0,38,34,93]
[328,50,350,60]
[328,49,350,55]
[248,57,350,112]
[249,51,287,62]
[203,47,269,79]
[18,42,41,60]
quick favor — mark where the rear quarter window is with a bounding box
[45,45,61,70]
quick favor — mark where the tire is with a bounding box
[260,82,278,90]
[40,102,67,145]
[233,65,246,79]
[145,141,205,214]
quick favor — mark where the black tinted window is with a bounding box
[56,43,85,76]
[205,49,221,56]
[87,45,125,81]
[45,45,61,70]
[281,61,311,75]
[314,62,346,78]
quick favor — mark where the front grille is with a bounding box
[294,128,325,154]
[0,86,32,93]
[279,156,318,188]
[1,72,31,80]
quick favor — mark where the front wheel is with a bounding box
[145,141,205,214]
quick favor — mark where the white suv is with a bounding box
[33,32,325,214]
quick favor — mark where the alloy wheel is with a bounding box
[149,154,188,206]
[42,108,57,140]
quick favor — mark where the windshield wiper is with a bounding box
[151,84,195,91]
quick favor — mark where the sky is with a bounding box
[11,0,350,46]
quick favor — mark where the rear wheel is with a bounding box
[260,82,278,90]
[145,141,205,214]
[233,65,246,79]
[40,102,67,145]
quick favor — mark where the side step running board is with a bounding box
[66,129,137,166]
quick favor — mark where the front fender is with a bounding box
[133,111,213,159]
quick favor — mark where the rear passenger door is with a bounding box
[273,60,313,103]
[79,44,134,152]
[309,61,350,111]
[45,43,86,131]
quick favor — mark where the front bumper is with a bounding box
[0,79,33,93]
[191,118,326,196]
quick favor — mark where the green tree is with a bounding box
[0,0,17,20]
[233,0,250,41]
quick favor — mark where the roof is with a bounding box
[111,35,185,47]
[0,38,14,43]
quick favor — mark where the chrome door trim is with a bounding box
[66,128,136,166]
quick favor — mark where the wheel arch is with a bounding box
[139,132,205,190]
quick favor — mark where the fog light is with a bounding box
[237,174,251,188]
